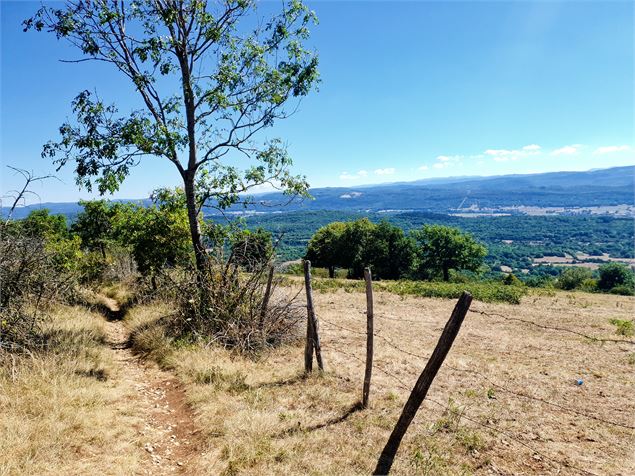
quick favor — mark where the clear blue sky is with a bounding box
[1,1,634,203]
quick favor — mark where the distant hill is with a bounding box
[3,166,633,219]
[244,165,635,214]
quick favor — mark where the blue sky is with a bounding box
[1,0,633,203]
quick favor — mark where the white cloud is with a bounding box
[339,170,369,180]
[551,145,579,156]
[418,165,429,171]
[374,167,395,175]
[436,155,451,162]
[593,145,631,155]
[485,144,542,162]
[433,162,447,169]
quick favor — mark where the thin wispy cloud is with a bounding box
[593,145,631,155]
[523,144,541,151]
[374,167,395,175]
[551,145,579,156]
[485,145,541,162]
[339,170,368,180]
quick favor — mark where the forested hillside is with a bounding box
[246,210,635,271]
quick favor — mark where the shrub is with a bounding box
[555,267,593,290]
[598,263,635,292]
[229,228,274,272]
[609,318,634,337]
[580,278,598,293]
[0,224,77,350]
[170,258,304,353]
[502,273,523,286]
[610,285,635,296]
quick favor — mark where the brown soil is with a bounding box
[101,298,203,475]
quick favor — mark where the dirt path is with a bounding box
[100,298,203,475]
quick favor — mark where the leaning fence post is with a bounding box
[303,260,324,372]
[362,267,374,408]
[373,292,473,475]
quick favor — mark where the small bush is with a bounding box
[0,224,78,350]
[610,284,635,296]
[580,278,598,293]
[555,267,593,290]
[502,273,523,286]
[170,258,304,353]
[609,318,634,337]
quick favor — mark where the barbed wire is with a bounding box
[326,344,601,476]
[469,308,635,345]
[318,315,635,431]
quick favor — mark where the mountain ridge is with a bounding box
[3,165,633,219]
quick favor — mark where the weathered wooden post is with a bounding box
[373,292,473,475]
[259,264,275,329]
[303,260,324,372]
[362,267,374,408]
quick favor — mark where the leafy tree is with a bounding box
[341,218,376,278]
[411,225,487,281]
[305,222,347,278]
[27,0,319,272]
[362,221,414,280]
[21,209,69,240]
[555,267,593,290]
[230,228,274,271]
[71,200,119,258]
[597,262,635,291]
[113,190,192,281]
[305,219,414,279]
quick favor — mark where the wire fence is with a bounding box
[312,293,634,476]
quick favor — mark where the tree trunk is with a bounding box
[183,173,206,272]
[443,266,449,282]
[329,266,335,279]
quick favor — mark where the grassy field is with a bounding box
[128,287,634,475]
[2,286,634,475]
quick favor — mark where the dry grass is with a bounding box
[0,305,146,476]
[4,287,633,475]
[127,289,635,475]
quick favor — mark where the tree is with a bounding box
[411,225,487,281]
[305,221,347,278]
[365,221,415,280]
[305,219,415,280]
[27,0,319,272]
[230,228,274,271]
[113,189,192,281]
[71,200,119,258]
[341,218,375,278]
[21,209,69,240]
[597,262,635,291]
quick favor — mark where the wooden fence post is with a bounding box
[362,267,374,408]
[259,264,275,330]
[303,260,324,372]
[373,292,473,475]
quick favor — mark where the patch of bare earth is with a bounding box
[101,298,204,475]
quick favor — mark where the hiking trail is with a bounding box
[99,296,203,475]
